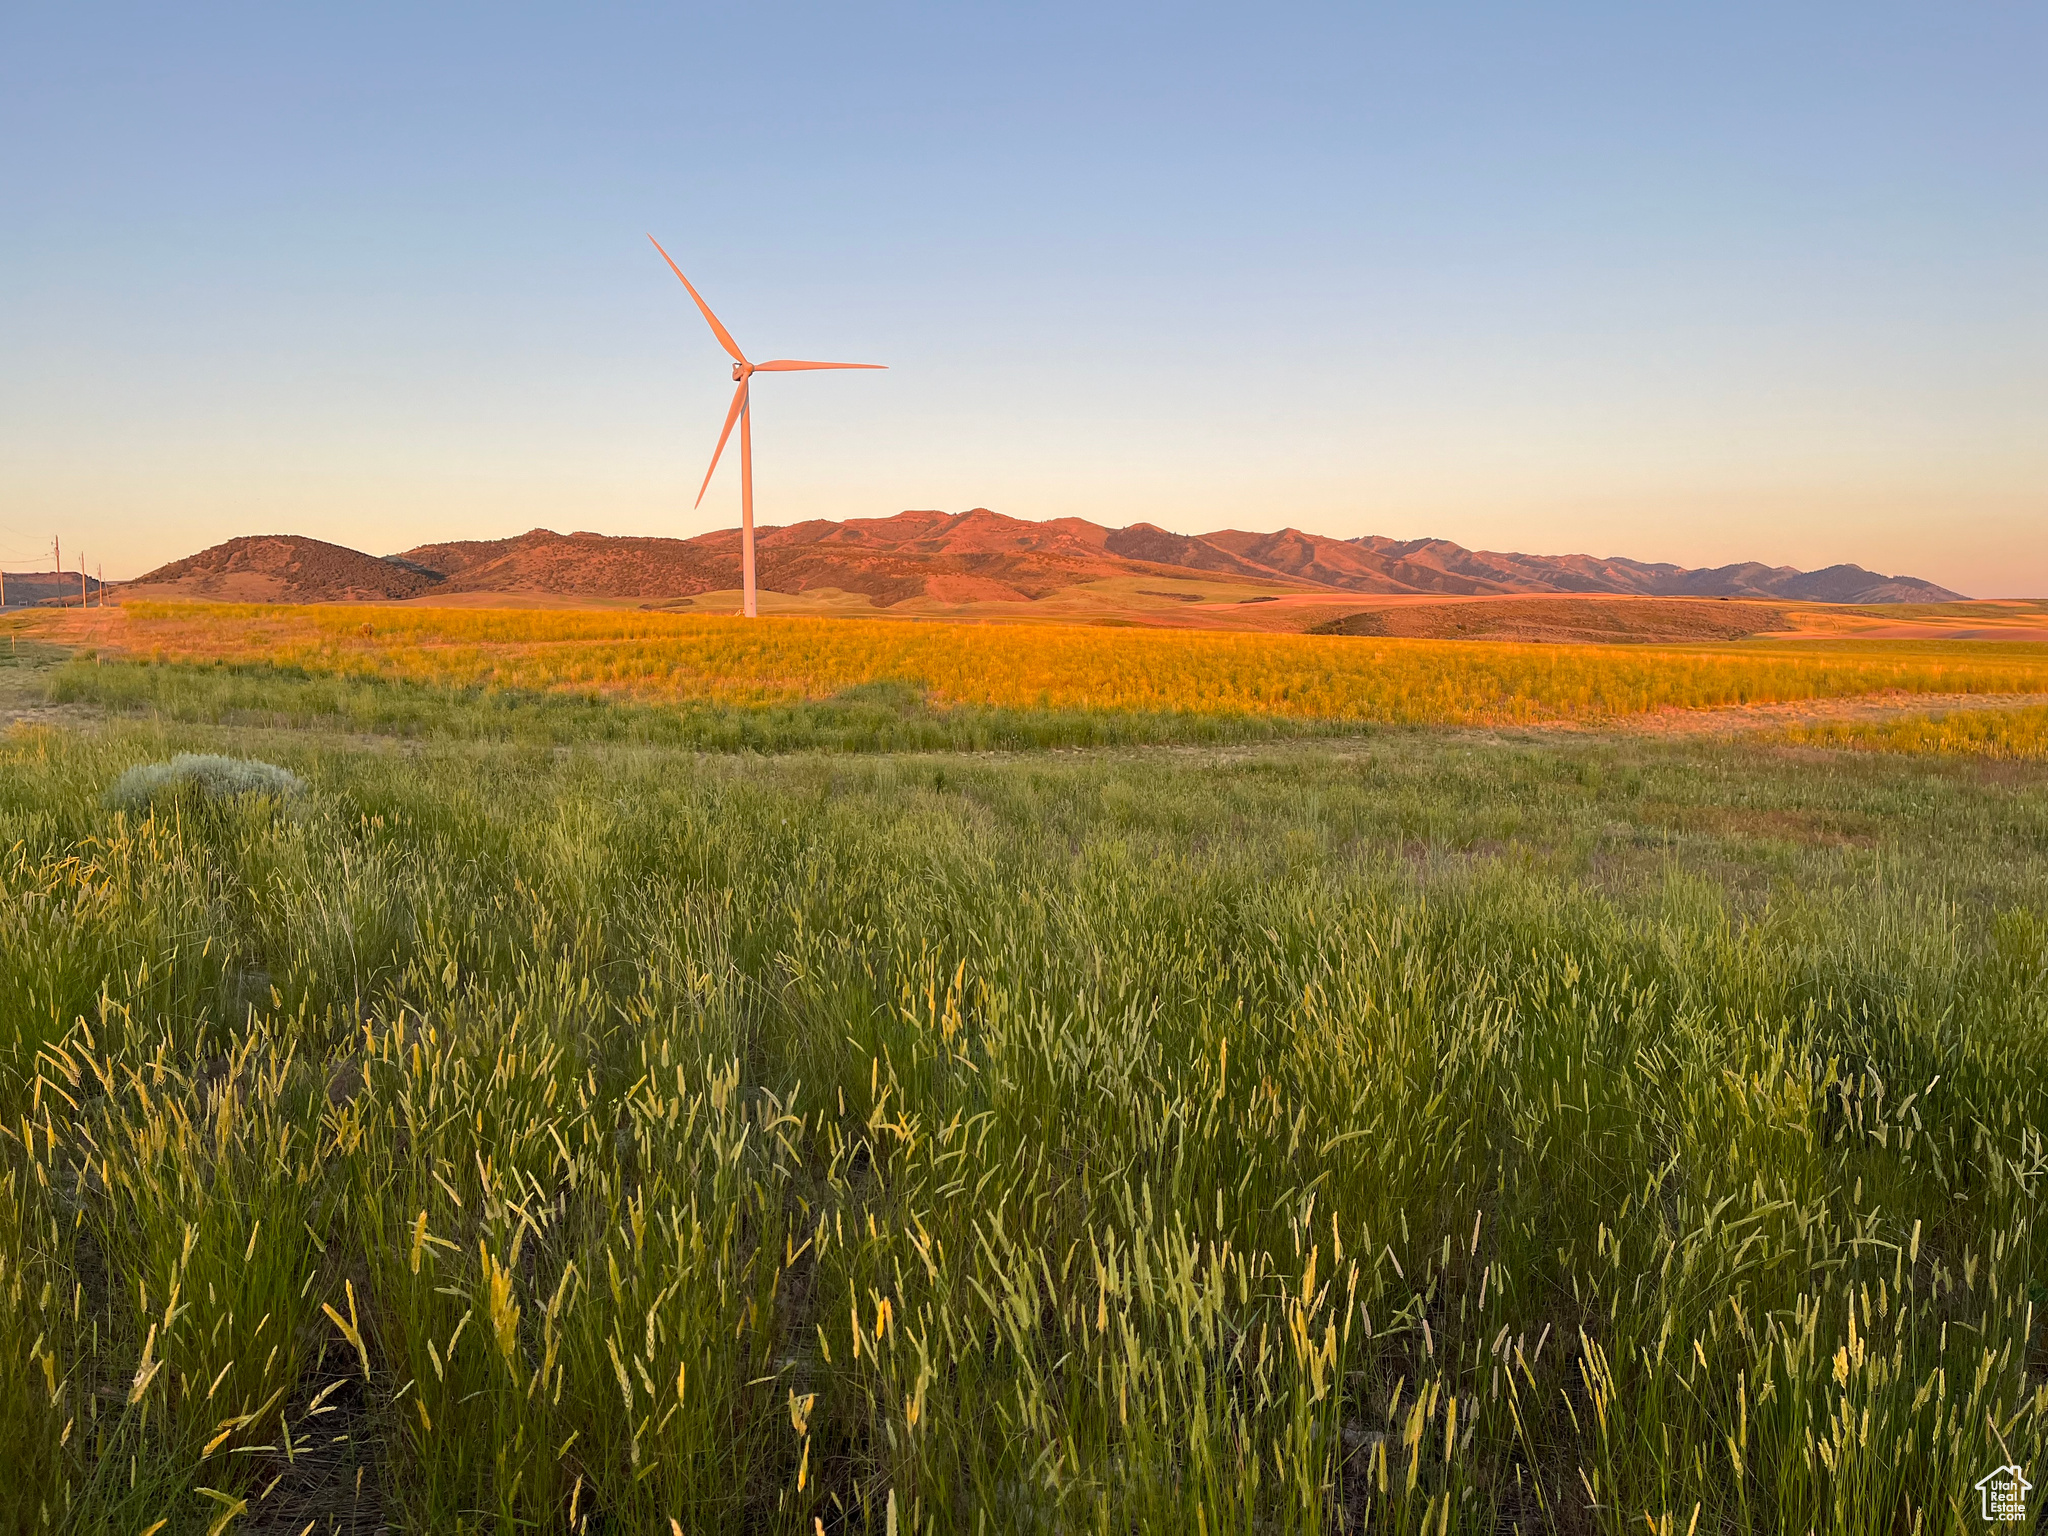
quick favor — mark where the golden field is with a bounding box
[63,602,2048,727]
[1772,703,2048,760]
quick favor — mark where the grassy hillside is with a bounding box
[2,701,2044,1532]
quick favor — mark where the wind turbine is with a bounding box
[649,236,884,617]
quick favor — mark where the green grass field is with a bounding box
[3,647,2047,1533]
[42,652,1353,752]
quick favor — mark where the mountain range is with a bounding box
[113,509,1964,608]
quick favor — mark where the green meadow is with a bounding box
[3,648,2047,1532]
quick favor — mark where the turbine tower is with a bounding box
[650,237,884,617]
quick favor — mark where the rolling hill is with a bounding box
[118,511,1966,610]
[118,535,444,603]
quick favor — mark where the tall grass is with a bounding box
[85,603,2048,723]
[48,661,1352,752]
[1,721,2044,1531]
[1773,704,2048,761]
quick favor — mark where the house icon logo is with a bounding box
[1975,1464,2031,1522]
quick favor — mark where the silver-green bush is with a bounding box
[103,752,306,813]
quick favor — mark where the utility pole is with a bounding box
[97,562,104,607]
[53,536,60,606]
[80,555,88,609]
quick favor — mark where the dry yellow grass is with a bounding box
[82,602,2048,726]
[1772,703,2048,760]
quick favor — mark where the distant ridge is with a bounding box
[122,511,1966,607]
[395,529,730,599]
[1343,536,1961,604]
[0,570,112,608]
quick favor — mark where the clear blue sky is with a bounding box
[4,3,2042,594]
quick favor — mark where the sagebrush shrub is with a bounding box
[104,752,306,813]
